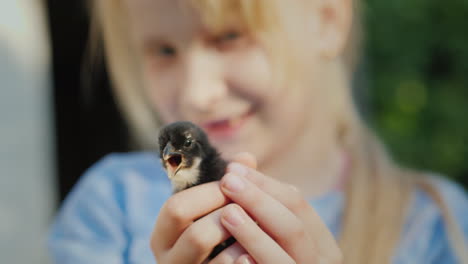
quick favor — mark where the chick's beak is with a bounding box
[163,142,185,179]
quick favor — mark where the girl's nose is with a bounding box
[179,48,227,114]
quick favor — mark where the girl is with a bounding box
[48,0,468,263]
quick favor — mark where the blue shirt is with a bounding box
[48,152,468,263]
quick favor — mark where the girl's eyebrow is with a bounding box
[139,25,242,48]
[141,35,171,47]
[140,25,199,43]
[143,36,165,44]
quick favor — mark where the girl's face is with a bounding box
[125,0,337,164]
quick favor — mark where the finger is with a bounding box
[151,182,228,253]
[209,242,247,264]
[226,163,338,257]
[229,152,257,169]
[226,163,304,212]
[226,163,316,223]
[167,208,231,264]
[220,172,314,262]
[235,254,257,264]
[221,204,294,264]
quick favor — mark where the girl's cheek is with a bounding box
[142,66,176,115]
[226,51,275,102]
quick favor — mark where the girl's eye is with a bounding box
[220,31,240,42]
[215,31,246,51]
[159,45,176,56]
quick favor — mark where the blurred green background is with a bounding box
[362,0,468,188]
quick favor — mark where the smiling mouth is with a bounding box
[202,108,255,133]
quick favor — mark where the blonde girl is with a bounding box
[49,0,468,263]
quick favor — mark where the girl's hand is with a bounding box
[150,153,258,264]
[211,153,343,264]
[150,181,232,263]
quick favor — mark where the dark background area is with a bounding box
[46,0,468,201]
[47,0,129,201]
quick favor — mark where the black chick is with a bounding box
[158,121,227,193]
[158,121,235,259]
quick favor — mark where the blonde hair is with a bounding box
[90,0,467,263]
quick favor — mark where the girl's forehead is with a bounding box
[124,0,205,38]
[125,0,193,15]
[124,0,255,41]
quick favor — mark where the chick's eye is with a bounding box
[184,139,193,148]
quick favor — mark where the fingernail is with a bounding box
[228,163,248,177]
[223,173,245,193]
[288,184,300,193]
[223,205,245,227]
[240,254,255,264]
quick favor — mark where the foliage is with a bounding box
[363,0,468,187]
